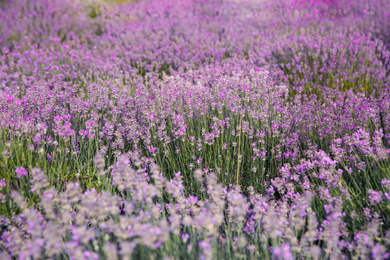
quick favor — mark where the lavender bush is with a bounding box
[0,0,390,259]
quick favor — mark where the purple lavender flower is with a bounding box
[15,167,28,178]
[368,190,383,206]
[0,180,6,190]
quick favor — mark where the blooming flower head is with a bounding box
[272,243,293,260]
[15,167,28,178]
[0,180,6,190]
[368,190,382,206]
[194,169,204,182]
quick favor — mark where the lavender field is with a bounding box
[0,0,390,259]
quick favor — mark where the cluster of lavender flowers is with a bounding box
[1,153,390,259]
[0,0,390,258]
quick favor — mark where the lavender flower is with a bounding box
[0,180,6,190]
[368,190,383,206]
[15,167,28,178]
